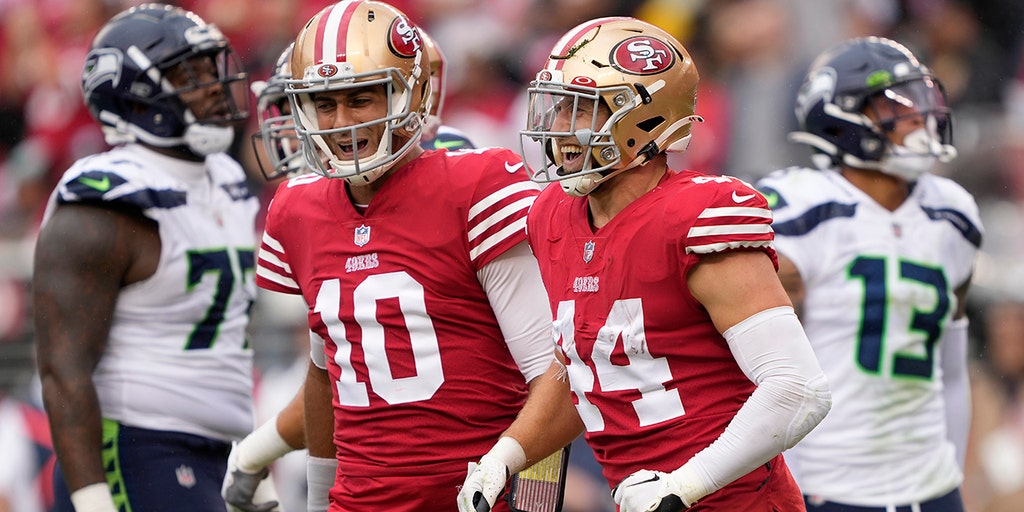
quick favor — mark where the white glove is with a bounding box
[223,442,282,512]
[457,437,526,512]
[612,469,695,512]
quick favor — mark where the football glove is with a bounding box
[612,470,691,512]
[457,437,526,512]
[458,457,510,512]
[222,441,282,512]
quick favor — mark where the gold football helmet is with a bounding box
[421,30,446,120]
[521,17,703,196]
[288,0,430,184]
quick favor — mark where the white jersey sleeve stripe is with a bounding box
[261,231,286,253]
[468,196,535,241]
[470,217,528,261]
[686,240,773,254]
[698,206,773,219]
[468,181,542,221]
[258,248,292,274]
[256,265,300,291]
[688,224,774,237]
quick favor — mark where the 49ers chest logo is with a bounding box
[388,16,421,58]
[610,36,674,75]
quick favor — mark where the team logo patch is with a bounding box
[354,225,371,247]
[583,240,595,263]
[388,16,421,58]
[610,36,675,75]
[571,76,597,87]
[175,465,196,489]
[318,64,339,78]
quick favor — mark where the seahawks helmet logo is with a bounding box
[82,48,123,96]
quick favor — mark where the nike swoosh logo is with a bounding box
[77,175,112,192]
[505,161,525,174]
[763,191,779,208]
[635,474,660,485]
[433,138,467,150]
[732,191,755,203]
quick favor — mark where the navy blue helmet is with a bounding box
[81,3,249,156]
[789,37,955,180]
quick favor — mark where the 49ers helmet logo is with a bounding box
[610,36,675,75]
[388,16,421,58]
[318,64,339,78]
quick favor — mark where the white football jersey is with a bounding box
[43,144,260,442]
[757,167,983,505]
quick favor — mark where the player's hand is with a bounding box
[457,457,510,512]
[612,470,690,512]
[223,442,282,512]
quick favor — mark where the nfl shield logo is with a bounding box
[175,465,196,488]
[583,240,595,263]
[354,225,371,247]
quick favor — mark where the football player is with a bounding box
[248,32,474,184]
[756,37,981,512]
[222,23,486,512]
[251,2,582,512]
[33,4,268,512]
[473,16,833,512]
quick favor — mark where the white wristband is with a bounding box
[237,414,294,472]
[484,436,528,474]
[70,482,117,512]
[667,463,710,507]
[307,455,337,512]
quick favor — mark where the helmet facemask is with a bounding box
[250,43,306,180]
[286,0,430,186]
[518,16,702,197]
[522,78,632,196]
[866,80,956,181]
[288,66,425,184]
[789,37,956,181]
[164,50,250,156]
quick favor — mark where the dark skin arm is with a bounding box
[33,202,159,494]
[303,360,335,459]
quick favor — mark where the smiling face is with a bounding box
[310,84,390,161]
[547,94,612,174]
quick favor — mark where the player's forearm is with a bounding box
[40,369,107,492]
[687,307,831,498]
[502,360,584,469]
[304,362,335,459]
[277,384,307,450]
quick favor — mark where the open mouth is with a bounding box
[336,139,370,159]
[558,142,585,172]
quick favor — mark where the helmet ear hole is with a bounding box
[637,117,663,133]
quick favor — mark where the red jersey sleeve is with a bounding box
[681,173,778,269]
[459,148,542,270]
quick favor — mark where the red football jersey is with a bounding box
[257,148,538,509]
[527,170,798,509]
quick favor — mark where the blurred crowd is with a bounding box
[2,1,1024,511]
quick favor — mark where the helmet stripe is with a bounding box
[316,0,360,63]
